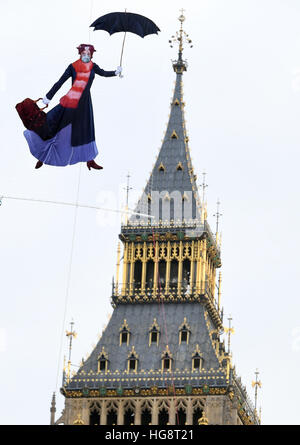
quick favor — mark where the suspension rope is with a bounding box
[88,0,94,43]
[55,164,82,391]
[0,194,151,218]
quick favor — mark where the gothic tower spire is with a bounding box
[130,11,200,225]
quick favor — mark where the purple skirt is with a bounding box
[24,124,98,166]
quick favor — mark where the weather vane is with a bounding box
[169,9,193,68]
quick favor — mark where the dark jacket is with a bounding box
[43,63,116,146]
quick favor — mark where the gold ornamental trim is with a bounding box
[64,386,227,399]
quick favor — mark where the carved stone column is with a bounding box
[117,399,124,425]
[100,400,107,425]
[169,398,176,425]
[122,242,129,295]
[151,398,158,425]
[222,396,238,425]
[201,239,207,294]
[165,241,171,293]
[135,399,142,425]
[81,399,90,425]
[64,398,72,425]
[129,243,135,294]
[177,241,183,295]
[186,397,193,425]
[141,243,147,292]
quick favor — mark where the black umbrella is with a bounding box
[90,11,160,67]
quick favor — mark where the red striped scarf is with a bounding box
[60,59,93,109]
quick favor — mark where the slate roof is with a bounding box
[67,302,228,390]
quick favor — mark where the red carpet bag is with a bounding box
[15,98,48,131]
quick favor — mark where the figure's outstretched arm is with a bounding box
[45,65,73,101]
[94,63,119,77]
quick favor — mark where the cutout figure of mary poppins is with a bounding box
[24,44,122,170]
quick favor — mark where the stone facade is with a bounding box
[55,394,244,425]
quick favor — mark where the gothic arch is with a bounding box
[89,409,101,425]
[123,400,136,426]
[192,399,205,425]
[141,399,153,425]
[176,398,187,425]
[106,401,118,426]
[158,399,170,425]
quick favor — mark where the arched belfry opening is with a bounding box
[182,258,190,291]
[146,259,154,289]
[193,407,203,425]
[141,408,152,425]
[170,259,178,291]
[134,259,142,289]
[107,408,117,425]
[158,260,166,289]
[124,408,135,425]
[158,407,169,425]
[177,407,186,425]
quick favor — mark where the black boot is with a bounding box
[87,160,103,170]
[35,160,43,169]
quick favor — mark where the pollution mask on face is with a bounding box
[81,55,91,63]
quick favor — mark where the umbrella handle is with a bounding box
[119,31,127,68]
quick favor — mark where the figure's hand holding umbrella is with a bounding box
[115,66,123,77]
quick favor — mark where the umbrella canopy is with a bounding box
[90,12,160,38]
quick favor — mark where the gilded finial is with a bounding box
[66,320,77,384]
[251,369,262,413]
[73,412,84,425]
[213,199,223,244]
[169,10,193,73]
[224,315,234,355]
[123,172,132,225]
[200,171,208,223]
[198,411,209,425]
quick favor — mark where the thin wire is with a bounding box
[55,164,82,390]
[89,0,94,43]
[0,195,152,218]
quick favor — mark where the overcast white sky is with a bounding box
[1,0,300,425]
